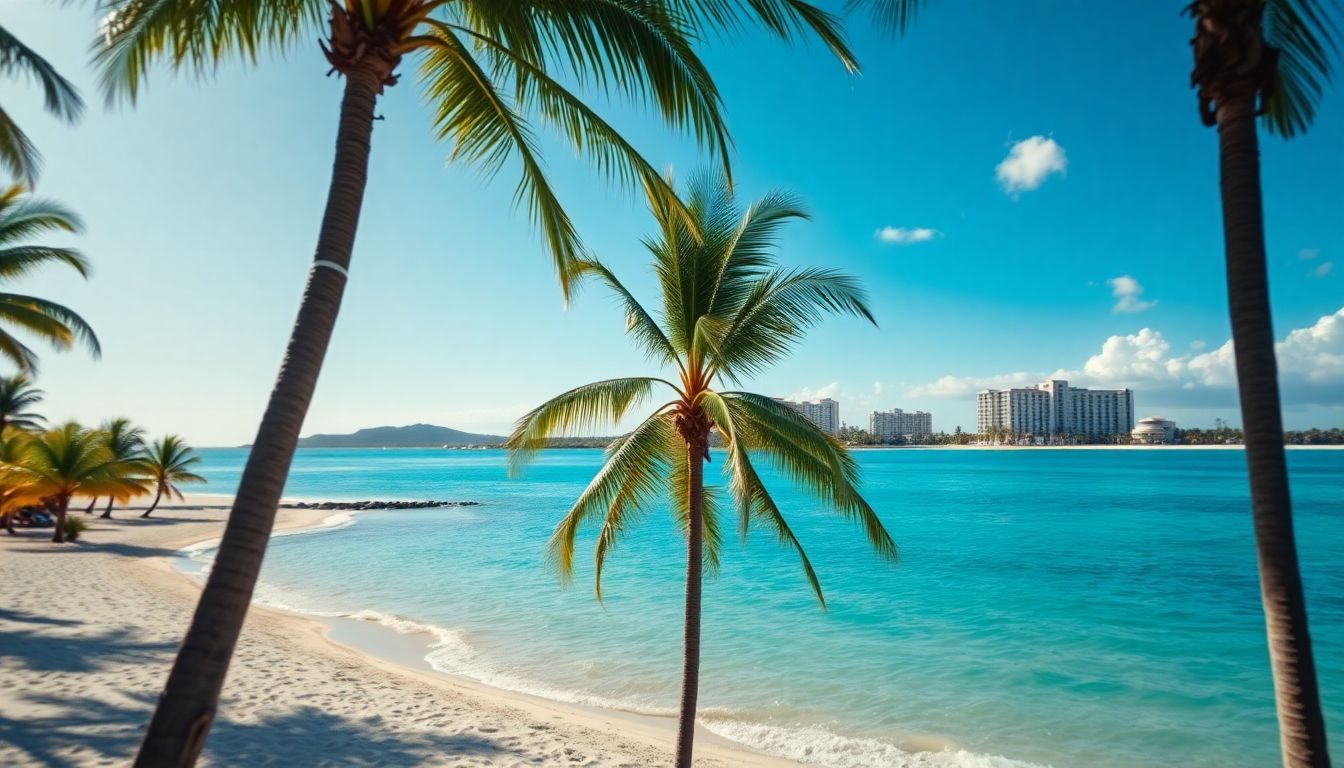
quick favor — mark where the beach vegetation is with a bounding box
[139,435,205,519]
[0,185,100,373]
[93,0,866,757]
[8,423,132,543]
[0,373,44,432]
[62,513,87,541]
[95,417,150,519]
[507,171,896,768]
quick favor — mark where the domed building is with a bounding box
[1131,416,1177,445]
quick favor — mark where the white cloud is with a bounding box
[1300,248,1321,260]
[1190,340,1207,351]
[906,307,1344,407]
[786,382,841,401]
[1108,275,1157,313]
[996,136,1067,195]
[873,381,884,396]
[1313,261,1333,278]
[876,226,941,245]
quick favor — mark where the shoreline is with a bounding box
[0,495,796,767]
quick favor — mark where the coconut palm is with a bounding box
[139,435,205,519]
[0,23,84,185]
[0,428,40,534]
[10,423,128,543]
[95,3,860,762]
[0,185,100,372]
[507,172,896,768]
[95,417,149,519]
[0,372,44,432]
[854,1,1338,762]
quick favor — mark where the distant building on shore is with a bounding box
[1131,416,1178,445]
[776,397,840,435]
[869,408,933,440]
[977,379,1134,439]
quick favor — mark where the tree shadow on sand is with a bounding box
[1,691,518,767]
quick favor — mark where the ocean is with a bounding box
[182,447,1344,767]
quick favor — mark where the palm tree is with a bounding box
[11,423,127,543]
[96,418,149,519]
[0,428,39,534]
[94,2,860,762]
[854,1,1337,762]
[0,185,100,372]
[0,23,83,185]
[0,372,44,432]
[507,172,896,768]
[139,435,205,519]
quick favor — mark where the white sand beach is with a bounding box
[0,497,796,767]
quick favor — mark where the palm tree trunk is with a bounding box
[1216,90,1330,767]
[51,494,68,544]
[100,496,115,519]
[140,487,163,518]
[2,510,14,534]
[84,496,97,514]
[675,438,705,768]
[135,67,384,768]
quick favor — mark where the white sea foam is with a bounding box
[702,718,1054,768]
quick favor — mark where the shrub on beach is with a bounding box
[62,515,87,542]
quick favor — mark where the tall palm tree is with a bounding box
[854,1,1338,763]
[0,185,100,372]
[96,417,149,519]
[139,435,205,519]
[0,23,84,185]
[507,173,896,768]
[11,423,127,543]
[94,3,859,763]
[0,372,44,432]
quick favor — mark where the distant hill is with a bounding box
[298,423,506,448]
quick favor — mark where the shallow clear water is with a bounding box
[188,447,1344,767]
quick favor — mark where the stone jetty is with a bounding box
[280,500,479,511]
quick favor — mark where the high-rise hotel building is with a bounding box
[776,397,840,436]
[976,380,1134,438]
[869,408,933,440]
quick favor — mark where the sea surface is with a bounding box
[183,447,1344,768]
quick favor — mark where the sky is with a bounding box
[6,2,1343,446]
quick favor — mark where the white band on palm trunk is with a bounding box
[312,260,349,278]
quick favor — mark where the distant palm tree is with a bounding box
[97,418,149,519]
[854,1,1338,763]
[94,2,859,761]
[0,428,39,534]
[0,23,83,184]
[139,435,205,518]
[507,172,896,768]
[11,423,125,543]
[0,373,44,432]
[0,185,100,372]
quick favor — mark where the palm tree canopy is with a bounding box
[143,434,206,500]
[12,423,132,500]
[507,171,894,606]
[852,0,1342,137]
[92,0,857,298]
[0,372,45,432]
[0,23,85,184]
[0,185,99,373]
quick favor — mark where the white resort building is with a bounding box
[976,379,1135,439]
[776,397,840,436]
[869,408,933,440]
[1131,416,1178,445]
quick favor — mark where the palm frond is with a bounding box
[846,0,928,36]
[0,294,102,360]
[669,0,859,71]
[0,188,84,246]
[0,330,39,372]
[0,247,90,280]
[1262,0,1342,136]
[505,376,678,473]
[578,259,679,366]
[0,23,85,121]
[0,106,40,186]
[667,434,723,572]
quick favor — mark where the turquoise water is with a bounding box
[187,447,1344,767]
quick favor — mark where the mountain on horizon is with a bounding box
[297,423,505,448]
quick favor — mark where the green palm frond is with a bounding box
[14,422,124,499]
[578,260,680,367]
[0,373,45,432]
[668,0,858,71]
[1262,0,1342,136]
[0,107,40,186]
[0,23,84,121]
[846,0,928,35]
[143,434,206,498]
[667,437,724,571]
[0,294,102,360]
[0,185,84,248]
[506,377,679,473]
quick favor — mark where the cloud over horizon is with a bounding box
[996,136,1067,195]
[907,307,1344,408]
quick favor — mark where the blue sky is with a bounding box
[7,2,1343,445]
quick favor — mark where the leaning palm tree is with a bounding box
[11,423,127,543]
[0,23,84,184]
[0,185,100,372]
[95,2,859,762]
[139,435,205,519]
[0,372,44,432]
[853,1,1338,763]
[95,417,149,519]
[507,172,896,768]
